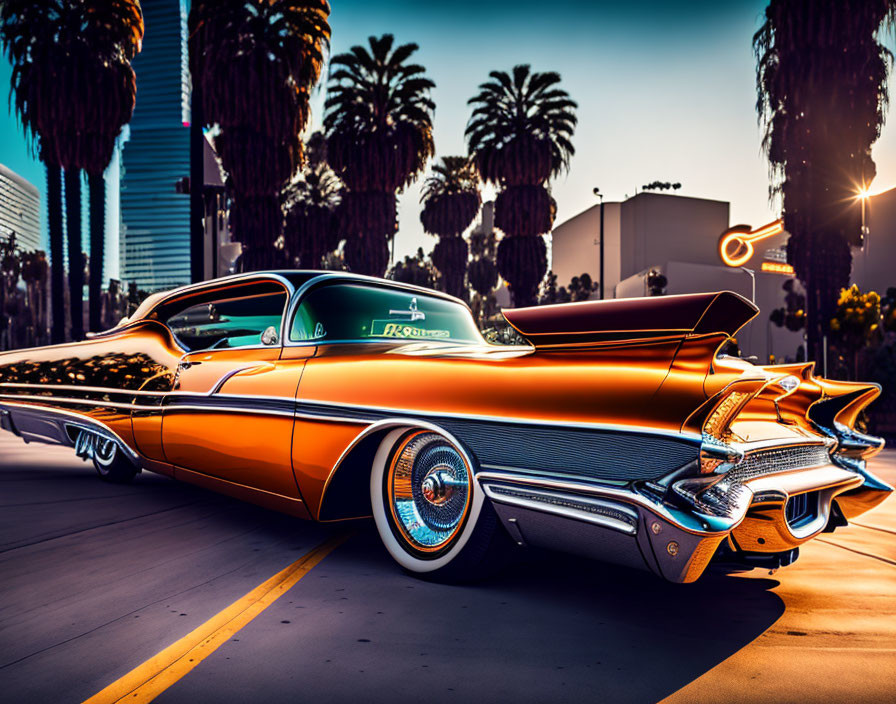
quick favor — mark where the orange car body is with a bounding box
[0,271,889,582]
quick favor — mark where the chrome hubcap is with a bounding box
[388,432,472,552]
[75,431,117,469]
[421,466,456,506]
[94,438,117,468]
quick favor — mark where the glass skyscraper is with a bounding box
[120,0,192,292]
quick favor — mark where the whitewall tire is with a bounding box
[370,426,510,581]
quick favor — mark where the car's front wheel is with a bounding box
[93,437,138,484]
[370,427,511,582]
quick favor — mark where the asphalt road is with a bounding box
[0,431,893,704]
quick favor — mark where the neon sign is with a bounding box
[760,261,794,275]
[718,219,784,267]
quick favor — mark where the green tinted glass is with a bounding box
[290,284,482,344]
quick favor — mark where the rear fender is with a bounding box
[317,418,478,522]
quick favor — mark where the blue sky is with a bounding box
[3,0,895,263]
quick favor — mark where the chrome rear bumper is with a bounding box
[478,469,746,583]
[477,453,886,583]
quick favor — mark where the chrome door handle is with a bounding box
[178,361,202,370]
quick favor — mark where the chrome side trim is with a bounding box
[476,469,743,536]
[210,366,260,394]
[294,411,370,425]
[162,404,297,418]
[0,394,162,412]
[482,483,639,535]
[0,386,705,445]
[479,462,629,486]
[287,397,703,442]
[0,383,166,396]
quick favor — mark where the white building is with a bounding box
[550,189,896,363]
[551,192,730,298]
[0,163,41,253]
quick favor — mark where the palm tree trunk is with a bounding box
[47,164,65,344]
[65,168,84,341]
[88,172,105,333]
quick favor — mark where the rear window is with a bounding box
[290,283,482,344]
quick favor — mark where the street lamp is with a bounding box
[856,185,870,252]
[593,187,604,300]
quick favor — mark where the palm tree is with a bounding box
[468,228,498,293]
[325,34,435,276]
[2,1,69,342]
[21,250,49,346]
[63,168,82,339]
[189,0,331,271]
[466,65,577,307]
[754,0,896,363]
[467,226,499,326]
[1,1,143,341]
[420,156,480,299]
[282,131,342,268]
[60,0,143,339]
[77,1,143,333]
[388,247,436,289]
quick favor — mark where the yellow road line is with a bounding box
[83,533,349,704]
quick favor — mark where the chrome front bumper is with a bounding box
[477,441,890,583]
[0,400,140,463]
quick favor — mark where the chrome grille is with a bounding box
[726,444,830,483]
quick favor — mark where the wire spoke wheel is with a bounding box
[83,432,138,484]
[386,431,473,556]
[94,438,118,470]
[371,425,512,582]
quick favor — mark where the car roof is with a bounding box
[121,270,468,327]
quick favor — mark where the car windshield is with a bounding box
[290,283,482,344]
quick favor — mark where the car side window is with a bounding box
[164,290,287,352]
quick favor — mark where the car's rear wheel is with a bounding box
[93,437,138,484]
[370,427,511,582]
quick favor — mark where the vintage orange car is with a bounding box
[0,271,889,582]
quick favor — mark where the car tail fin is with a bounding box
[806,376,884,459]
[502,291,757,350]
[686,361,884,461]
